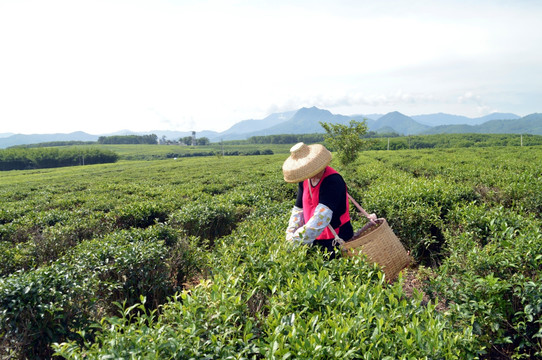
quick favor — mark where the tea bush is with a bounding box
[0,262,98,358]
[427,203,542,358]
[113,201,170,229]
[346,160,477,265]
[1,146,541,358]
[0,210,112,276]
[0,225,205,358]
[0,147,118,170]
[54,216,481,359]
[169,201,249,242]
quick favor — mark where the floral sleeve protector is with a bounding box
[286,204,333,245]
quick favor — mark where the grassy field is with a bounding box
[68,143,293,160]
[1,146,541,359]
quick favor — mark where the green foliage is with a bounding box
[369,133,542,150]
[97,134,158,144]
[241,133,542,151]
[1,146,542,358]
[169,201,249,243]
[0,209,113,274]
[354,170,477,265]
[177,135,210,146]
[320,119,372,165]
[11,140,96,148]
[0,225,205,359]
[0,147,118,170]
[196,136,210,145]
[165,148,274,158]
[0,262,98,358]
[113,201,169,229]
[179,135,193,145]
[425,204,542,358]
[53,217,481,359]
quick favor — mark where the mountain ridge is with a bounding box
[372,111,430,135]
[421,113,542,135]
[412,112,520,126]
[2,108,539,148]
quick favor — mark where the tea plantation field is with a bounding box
[1,146,541,359]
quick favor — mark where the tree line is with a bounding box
[12,141,96,148]
[370,133,542,150]
[165,149,273,159]
[242,132,542,149]
[0,148,119,171]
[98,134,158,144]
[176,136,210,146]
[244,131,399,145]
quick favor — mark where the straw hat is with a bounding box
[282,142,332,183]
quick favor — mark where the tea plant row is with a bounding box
[1,146,541,358]
[0,147,119,171]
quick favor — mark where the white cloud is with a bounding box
[0,0,540,133]
[270,91,442,112]
[457,92,494,116]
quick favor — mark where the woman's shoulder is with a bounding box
[323,172,344,184]
[321,172,346,189]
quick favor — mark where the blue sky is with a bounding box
[1,0,541,134]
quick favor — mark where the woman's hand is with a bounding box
[286,230,294,242]
[285,206,304,241]
[367,213,378,224]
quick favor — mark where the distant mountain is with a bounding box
[422,113,542,135]
[412,112,520,127]
[374,126,398,134]
[412,113,472,126]
[212,108,426,139]
[363,114,385,121]
[421,124,474,134]
[0,133,14,138]
[220,111,296,135]
[233,107,352,138]
[1,109,539,148]
[0,130,220,148]
[350,114,377,128]
[347,113,382,122]
[217,111,296,140]
[373,111,430,135]
[0,132,99,149]
[473,112,520,124]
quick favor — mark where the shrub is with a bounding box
[53,216,482,359]
[169,202,247,242]
[354,174,476,266]
[0,242,35,277]
[427,206,542,358]
[113,201,169,229]
[321,119,371,165]
[0,225,205,358]
[0,147,119,171]
[0,211,112,275]
[0,262,98,359]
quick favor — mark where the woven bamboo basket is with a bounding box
[341,218,410,281]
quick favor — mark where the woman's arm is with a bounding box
[286,206,304,241]
[289,203,332,244]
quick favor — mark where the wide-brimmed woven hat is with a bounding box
[282,142,332,183]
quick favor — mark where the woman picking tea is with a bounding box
[282,142,377,258]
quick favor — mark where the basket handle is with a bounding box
[307,180,376,242]
[328,225,345,246]
[328,193,377,246]
[348,194,377,225]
